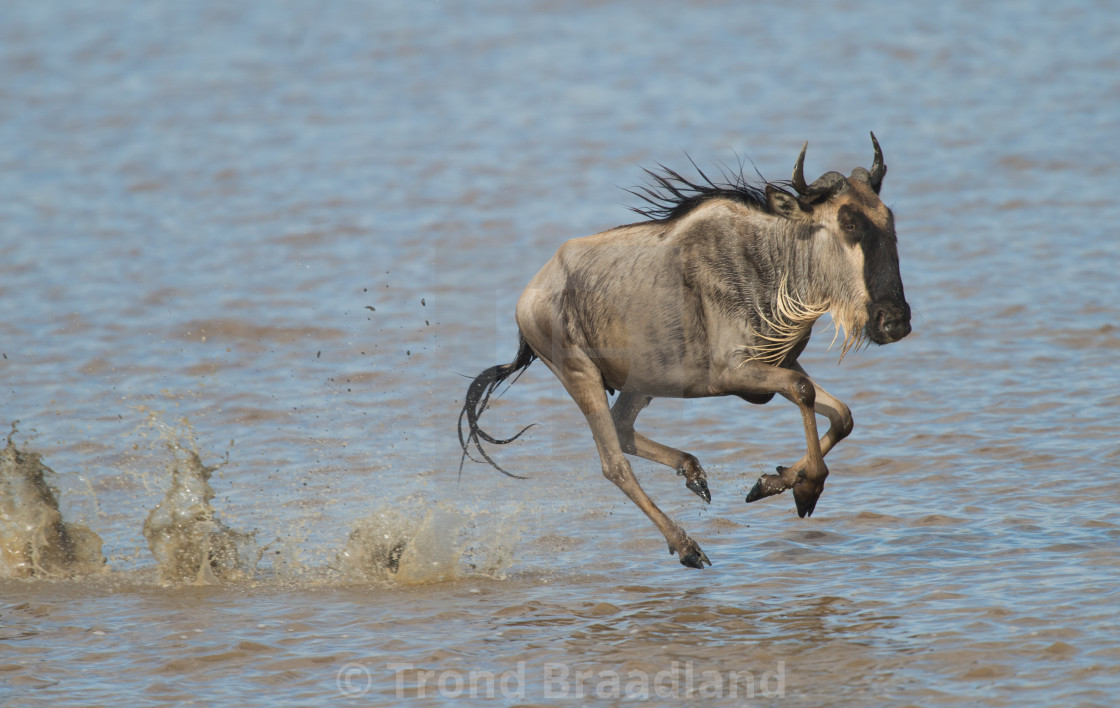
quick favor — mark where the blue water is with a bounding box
[1,1,1118,705]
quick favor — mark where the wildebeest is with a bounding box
[458,134,910,568]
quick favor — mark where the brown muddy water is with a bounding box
[2,1,1119,705]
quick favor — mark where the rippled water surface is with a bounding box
[2,1,1118,705]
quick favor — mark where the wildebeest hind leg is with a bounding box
[611,392,711,503]
[552,361,711,569]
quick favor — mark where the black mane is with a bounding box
[626,158,791,222]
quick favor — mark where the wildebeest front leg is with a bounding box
[714,362,828,518]
[611,392,711,503]
[552,360,711,569]
[750,362,853,505]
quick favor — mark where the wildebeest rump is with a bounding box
[458,134,911,568]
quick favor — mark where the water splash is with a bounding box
[3,408,523,587]
[338,497,520,585]
[459,507,522,579]
[138,416,257,585]
[0,427,106,579]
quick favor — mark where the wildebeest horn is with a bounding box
[791,141,810,195]
[791,141,848,199]
[868,131,886,193]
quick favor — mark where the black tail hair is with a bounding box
[457,335,537,479]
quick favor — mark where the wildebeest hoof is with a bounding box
[677,457,711,504]
[745,472,790,503]
[684,476,711,504]
[670,537,711,569]
[792,481,823,518]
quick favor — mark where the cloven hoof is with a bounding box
[685,476,711,504]
[672,543,712,569]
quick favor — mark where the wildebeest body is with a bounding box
[459,134,911,569]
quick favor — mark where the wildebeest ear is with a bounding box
[765,185,807,218]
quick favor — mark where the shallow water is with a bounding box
[2,0,1119,705]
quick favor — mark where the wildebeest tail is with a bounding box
[457,335,537,479]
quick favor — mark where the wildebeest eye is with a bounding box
[842,221,863,243]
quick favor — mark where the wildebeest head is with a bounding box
[764,133,911,349]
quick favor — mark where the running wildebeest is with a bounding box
[458,134,910,568]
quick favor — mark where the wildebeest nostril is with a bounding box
[886,317,911,341]
[876,309,889,331]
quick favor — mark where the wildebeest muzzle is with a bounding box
[866,300,911,344]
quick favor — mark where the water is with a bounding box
[2,0,1118,704]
